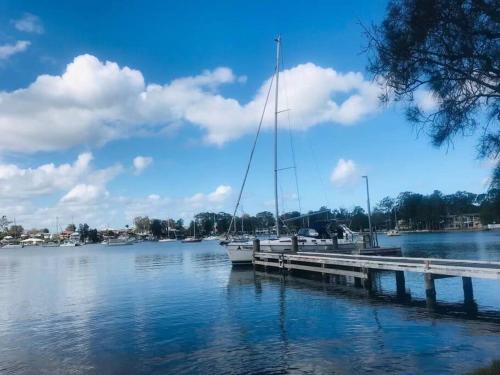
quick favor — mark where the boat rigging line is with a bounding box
[280,42,303,219]
[226,66,276,238]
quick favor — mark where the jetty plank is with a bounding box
[254,252,500,280]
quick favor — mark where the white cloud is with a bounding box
[0,40,30,60]
[0,153,123,230]
[60,184,107,204]
[133,156,153,174]
[12,13,44,34]
[185,185,233,208]
[0,152,121,200]
[414,89,439,112]
[0,55,382,153]
[122,185,233,225]
[330,158,360,187]
[207,185,232,203]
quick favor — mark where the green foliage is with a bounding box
[134,216,151,233]
[8,225,23,238]
[367,0,499,159]
[480,188,500,224]
[350,206,369,231]
[0,216,11,232]
[87,229,99,243]
[150,219,162,238]
[78,223,89,242]
[367,0,500,192]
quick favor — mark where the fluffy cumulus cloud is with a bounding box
[12,13,44,34]
[185,185,233,208]
[0,40,30,60]
[133,156,153,174]
[0,152,121,202]
[0,55,382,153]
[330,158,360,187]
[60,184,108,204]
[0,153,124,229]
[0,152,94,199]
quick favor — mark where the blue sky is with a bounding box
[0,0,492,229]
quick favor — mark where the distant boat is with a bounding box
[1,243,23,249]
[21,238,44,246]
[60,241,80,247]
[106,237,134,246]
[182,219,202,243]
[204,235,219,241]
[42,241,60,247]
[159,220,177,242]
[387,210,401,236]
[181,237,202,243]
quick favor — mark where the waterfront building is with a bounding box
[442,213,482,230]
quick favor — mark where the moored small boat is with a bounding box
[1,243,23,249]
[181,237,202,243]
[106,237,134,246]
[60,241,80,247]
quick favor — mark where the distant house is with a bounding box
[60,230,74,240]
[396,219,411,231]
[442,213,482,230]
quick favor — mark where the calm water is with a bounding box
[1,232,500,374]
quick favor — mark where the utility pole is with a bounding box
[362,176,374,247]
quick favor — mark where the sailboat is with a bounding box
[159,219,177,242]
[386,210,401,236]
[204,214,220,240]
[182,219,202,243]
[223,36,362,264]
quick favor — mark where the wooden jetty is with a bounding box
[251,238,500,309]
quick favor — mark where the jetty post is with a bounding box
[332,235,338,250]
[363,268,373,290]
[395,271,406,298]
[292,235,298,253]
[424,273,436,308]
[362,175,374,248]
[462,276,474,304]
[252,238,260,262]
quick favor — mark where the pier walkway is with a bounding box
[253,246,500,309]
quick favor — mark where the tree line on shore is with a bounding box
[132,189,500,237]
[2,189,499,241]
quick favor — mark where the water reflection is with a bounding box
[135,253,183,269]
[227,267,500,325]
[0,233,499,374]
[225,267,500,374]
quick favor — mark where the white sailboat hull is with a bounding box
[226,247,254,264]
[224,236,362,264]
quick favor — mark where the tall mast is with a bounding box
[274,35,281,237]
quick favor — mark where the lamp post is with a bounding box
[362,175,374,248]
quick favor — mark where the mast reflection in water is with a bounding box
[0,232,499,374]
